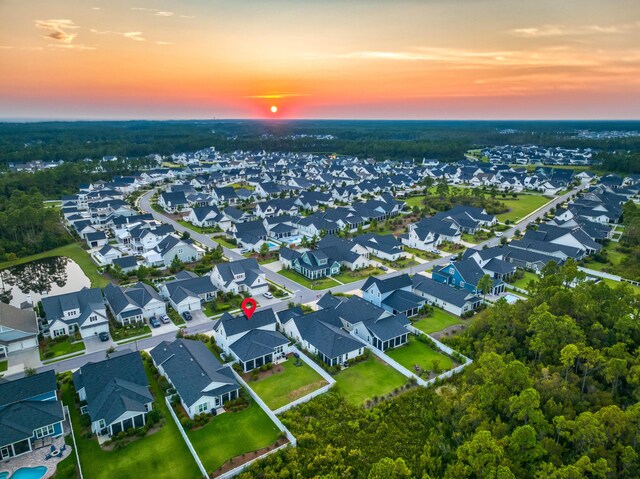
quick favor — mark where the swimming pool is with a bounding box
[12,468,47,479]
[503,293,522,304]
[280,235,302,246]
[0,471,8,479]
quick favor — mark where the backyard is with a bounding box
[387,336,454,374]
[510,271,540,291]
[334,356,407,406]
[188,401,281,473]
[248,358,328,410]
[413,308,462,334]
[60,366,201,479]
[277,268,341,290]
[495,194,552,223]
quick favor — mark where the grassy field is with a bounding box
[387,336,453,373]
[277,268,341,290]
[510,271,540,290]
[188,401,280,473]
[177,220,213,234]
[413,308,462,334]
[403,247,440,262]
[334,356,406,405]
[404,196,425,208]
[332,266,385,284]
[495,195,552,223]
[61,365,201,479]
[0,242,109,288]
[248,358,328,410]
[0,360,7,373]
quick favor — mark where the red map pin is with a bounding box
[241,297,257,320]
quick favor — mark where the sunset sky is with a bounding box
[1,0,639,120]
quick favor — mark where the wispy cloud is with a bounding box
[34,19,79,44]
[156,41,173,45]
[124,31,145,41]
[90,29,146,42]
[48,44,96,51]
[131,7,193,19]
[510,22,640,37]
[155,11,174,17]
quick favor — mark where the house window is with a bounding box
[90,315,98,322]
[178,248,183,254]
[53,328,66,338]
[98,419,106,429]
[198,402,208,413]
[35,424,55,438]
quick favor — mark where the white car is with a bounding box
[263,292,274,299]
[240,248,250,254]
[495,232,504,237]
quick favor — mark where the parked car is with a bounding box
[379,265,388,271]
[182,311,193,321]
[495,232,504,237]
[240,248,250,254]
[98,331,109,342]
[149,317,161,328]
[159,315,170,324]
[263,292,274,299]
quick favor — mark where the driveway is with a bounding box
[84,335,114,354]
[151,320,178,337]
[186,309,212,328]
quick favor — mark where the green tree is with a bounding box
[368,457,411,479]
[477,274,493,301]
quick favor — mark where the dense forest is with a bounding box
[1,120,640,168]
[238,262,640,479]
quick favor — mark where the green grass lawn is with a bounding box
[404,195,426,208]
[403,247,440,261]
[40,338,86,360]
[332,266,385,284]
[371,255,419,270]
[248,358,328,410]
[277,269,341,290]
[188,401,280,473]
[387,336,453,373]
[61,365,201,479]
[203,294,245,316]
[0,360,7,373]
[495,195,552,223]
[110,322,152,342]
[177,220,213,234]
[213,237,238,249]
[334,356,406,405]
[413,308,462,334]
[510,271,539,290]
[0,242,109,288]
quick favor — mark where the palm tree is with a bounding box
[477,274,493,303]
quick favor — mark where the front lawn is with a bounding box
[404,195,426,208]
[277,269,341,290]
[0,360,7,373]
[177,220,214,234]
[60,364,201,479]
[334,356,407,406]
[0,242,109,288]
[495,194,552,223]
[413,308,462,334]
[403,247,440,262]
[248,358,328,410]
[387,336,453,374]
[188,401,281,473]
[203,293,245,317]
[40,337,86,361]
[332,266,385,284]
[213,237,238,249]
[110,321,152,342]
[371,255,419,270]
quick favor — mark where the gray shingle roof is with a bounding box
[229,329,289,362]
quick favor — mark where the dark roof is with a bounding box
[412,275,480,308]
[229,329,289,362]
[150,339,238,407]
[72,351,152,425]
[292,309,362,359]
[112,256,138,269]
[362,274,413,294]
[0,371,57,408]
[381,289,425,312]
[215,309,277,337]
[0,399,64,448]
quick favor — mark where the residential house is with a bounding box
[210,258,268,295]
[361,275,425,317]
[142,235,202,268]
[72,351,153,437]
[0,303,39,359]
[42,288,109,339]
[412,275,481,316]
[150,339,240,419]
[0,371,65,459]
[160,271,218,314]
[212,309,289,372]
[104,282,166,324]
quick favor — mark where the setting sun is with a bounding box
[270,105,278,114]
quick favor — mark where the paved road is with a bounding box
[4,183,583,380]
